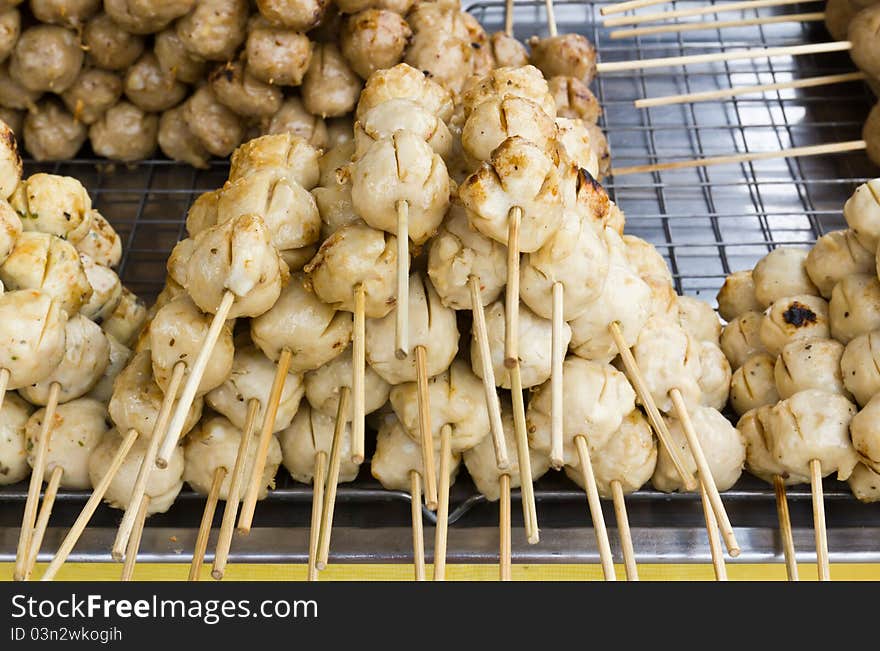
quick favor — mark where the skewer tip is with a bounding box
[503,357,517,369]
[316,561,327,571]
[550,456,564,470]
[425,498,438,512]
[211,569,224,581]
[351,453,364,465]
[728,545,741,558]
[527,532,540,545]
[394,348,407,361]
[155,458,168,470]
[236,525,251,536]
[684,476,699,492]
[111,550,124,562]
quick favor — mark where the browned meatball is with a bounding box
[0,62,39,110]
[586,122,610,178]
[104,0,193,34]
[209,61,283,117]
[549,76,601,124]
[61,68,122,124]
[340,9,411,80]
[404,29,470,94]
[302,43,361,118]
[255,0,328,32]
[89,101,158,161]
[849,5,880,80]
[10,25,83,93]
[529,33,597,85]
[23,99,87,160]
[264,95,327,148]
[83,13,144,71]
[0,107,22,138]
[489,31,528,67]
[30,0,100,27]
[154,28,206,84]
[182,85,244,157]
[176,0,248,62]
[158,105,210,168]
[0,8,19,63]
[245,19,312,86]
[864,101,880,166]
[335,0,412,12]
[124,52,187,113]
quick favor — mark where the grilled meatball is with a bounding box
[31,0,99,27]
[302,43,360,118]
[175,0,247,61]
[752,247,818,308]
[826,0,880,40]
[11,173,91,244]
[0,198,20,264]
[716,269,762,322]
[10,25,82,93]
[730,352,779,417]
[720,310,766,369]
[158,105,210,168]
[737,407,807,485]
[153,28,205,84]
[184,190,218,238]
[229,132,319,189]
[255,0,327,31]
[631,319,703,412]
[841,331,880,406]
[461,96,555,165]
[849,461,880,502]
[22,100,87,160]
[0,393,32,485]
[79,253,122,322]
[353,98,452,162]
[461,64,555,117]
[124,52,186,113]
[404,29,471,95]
[0,289,66,389]
[488,31,528,68]
[548,75,600,123]
[61,68,122,125]
[101,287,146,347]
[0,107,22,141]
[843,178,880,250]
[87,333,130,402]
[371,412,458,492]
[848,5,880,80]
[529,33,597,85]
[829,273,880,344]
[210,61,283,118]
[0,62,40,110]
[264,96,327,149]
[340,9,410,81]
[805,229,876,298]
[311,142,359,237]
[245,19,312,87]
[774,338,848,400]
[104,0,190,34]
[356,62,453,123]
[0,8,19,63]
[83,13,144,71]
[280,403,359,485]
[182,86,244,158]
[304,345,390,420]
[556,117,600,178]
[698,341,731,410]
[678,295,721,345]
[89,101,158,161]
[759,294,830,356]
[75,210,121,268]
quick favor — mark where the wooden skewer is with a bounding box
[603,0,823,27]
[211,398,259,580]
[596,40,852,73]
[700,482,728,581]
[550,282,564,469]
[504,207,522,369]
[504,0,514,37]
[0,367,9,412]
[635,71,863,108]
[395,200,410,360]
[14,381,60,581]
[415,345,438,510]
[773,474,799,581]
[410,470,426,581]
[611,12,825,40]
[238,348,293,534]
[510,363,539,544]
[316,386,350,570]
[189,466,227,582]
[469,275,509,471]
[23,466,63,580]
[352,283,366,465]
[574,436,616,581]
[670,388,740,557]
[113,360,186,560]
[610,480,638,581]
[308,450,328,581]
[543,0,557,37]
[158,290,235,468]
[433,423,452,581]
[611,140,866,176]
[121,494,150,582]
[41,429,138,581]
[602,0,671,15]
[609,322,697,490]
[499,473,512,581]
[810,459,830,581]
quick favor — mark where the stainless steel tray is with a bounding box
[3,0,880,567]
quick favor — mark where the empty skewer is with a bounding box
[603,0,822,27]
[189,466,227,581]
[610,11,826,39]
[602,0,673,15]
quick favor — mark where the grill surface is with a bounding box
[3,0,879,566]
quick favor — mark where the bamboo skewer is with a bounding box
[700,483,728,581]
[543,0,557,36]
[610,480,638,581]
[601,0,672,15]
[189,466,226,581]
[574,436,616,581]
[810,459,830,581]
[415,345,438,510]
[499,473,512,581]
[410,470,426,581]
[550,282,564,469]
[14,382,60,581]
[307,450,328,581]
[773,474,799,581]
[504,0,514,36]
[41,429,138,581]
[0,367,9,412]
[603,0,823,27]
[316,386,350,571]
[352,283,366,465]
[635,71,864,108]
[596,41,852,73]
[121,494,150,582]
[611,12,826,40]
[23,466,63,580]
[211,398,259,580]
[611,140,867,176]
[396,200,410,360]
[510,363,539,544]
[433,423,452,581]
[504,207,522,369]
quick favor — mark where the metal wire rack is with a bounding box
[2,0,879,564]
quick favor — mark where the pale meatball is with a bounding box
[89,102,159,162]
[148,295,234,397]
[279,403,359,485]
[631,320,703,412]
[555,118,600,179]
[265,96,328,149]
[83,13,144,71]
[489,31,528,68]
[759,294,830,356]
[371,412,458,492]
[761,389,858,480]
[303,346,390,420]
[720,311,765,370]
[350,130,450,245]
[0,198,20,264]
[302,43,360,118]
[353,99,452,162]
[89,429,184,514]
[256,0,326,31]
[653,406,745,492]
[340,9,411,80]
[154,28,205,84]
[427,205,506,310]
[849,462,880,503]
[0,232,93,316]
[643,275,679,324]
[774,338,848,400]
[210,61,282,118]
[184,190,219,237]
[548,76,601,123]
[464,403,551,501]
[245,21,311,87]
[365,273,458,384]
[527,357,636,466]
[100,286,146,346]
[622,235,671,285]
[752,247,818,308]
[175,0,247,61]
[738,407,809,485]
[460,65,555,118]
[305,223,397,318]
[87,333,130,402]
[0,62,41,110]
[848,393,880,473]
[0,117,20,200]
[61,68,122,125]
[25,398,108,489]
[678,295,721,345]
[0,8,19,62]
[730,352,779,417]
[311,142,359,237]
[158,105,210,169]
[0,392,31,484]
[461,96,555,165]
[698,341,731,411]
[842,178,880,250]
[184,414,282,500]
[124,53,186,113]
[11,173,91,244]
[0,290,66,389]
[404,30,471,95]
[9,25,82,93]
[355,63,453,124]
[22,100,87,160]
[459,137,564,253]
[528,33,597,85]
[829,273,880,344]
[178,214,287,320]
[716,269,762,322]
[228,132,320,189]
[79,253,122,321]
[841,331,880,406]
[182,86,244,158]
[565,409,657,497]
[805,229,875,298]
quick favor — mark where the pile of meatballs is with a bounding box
[719,179,880,504]
[0,0,607,167]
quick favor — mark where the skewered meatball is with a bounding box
[805,229,875,298]
[461,95,555,165]
[78,253,122,321]
[0,198,20,264]
[678,295,721,345]
[25,398,109,489]
[848,5,880,80]
[698,341,731,410]
[849,461,880,502]
[210,61,283,118]
[555,117,600,178]
[176,0,248,61]
[89,428,183,514]
[0,8,19,63]
[774,338,848,400]
[825,0,879,40]
[862,103,880,168]
[31,0,99,27]
[184,414,282,499]
[83,13,144,71]
[90,101,158,161]
[104,0,190,34]
[124,53,187,113]
[404,29,472,95]
[356,63,453,123]
[304,346,389,420]
[184,190,218,237]
[716,269,762,322]
[529,33,597,84]
[841,331,880,406]
[280,403,359,484]
[256,0,327,31]
[353,98,452,162]
[87,333,131,402]
[461,64,555,118]
[341,9,411,81]
[371,412,458,492]
[720,310,765,369]
[488,31,528,68]
[643,275,679,323]
[11,173,91,243]
[730,352,779,417]
[0,117,19,200]
[311,142,359,237]
[759,294,830,356]
[228,132,320,189]
[631,319,702,412]
[10,25,82,93]
[761,389,858,480]
[61,68,122,125]
[752,247,818,308]
[158,105,210,169]
[265,96,327,149]
[0,289,66,389]
[153,28,205,84]
[0,393,31,485]
[843,178,880,250]
[22,100,87,160]
[829,273,880,344]
[182,86,244,158]
[245,19,312,87]
[548,75,600,123]
[737,407,809,485]
[101,287,146,346]
[0,62,40,112]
